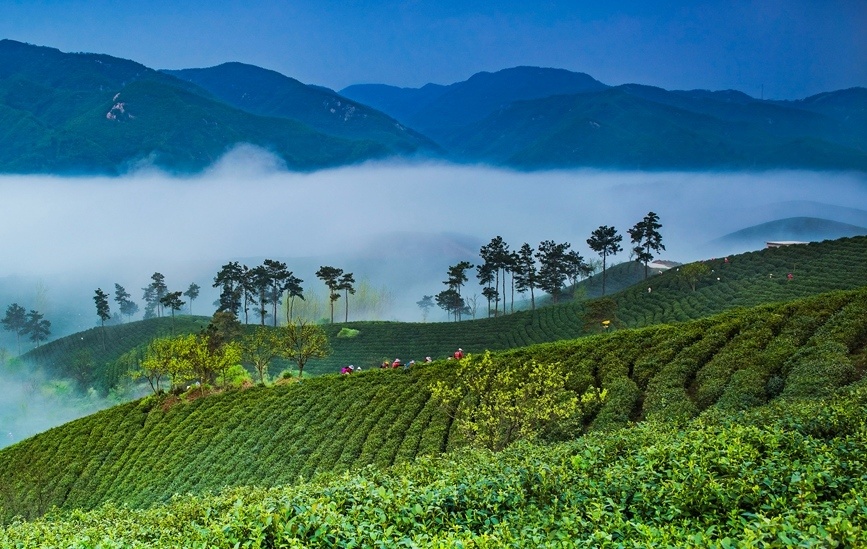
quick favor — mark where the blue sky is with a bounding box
[1,0,865,98]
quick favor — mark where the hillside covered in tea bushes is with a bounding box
[4,384,865,546]
[22,236,867,392]
[2,285,865,524]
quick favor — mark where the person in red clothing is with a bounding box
[454,348,464,360]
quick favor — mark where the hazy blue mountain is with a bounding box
[342,67,866,170]
[712,217,867,250]
[623,85,867,153]
[163,63,439,155]
[0,40,404,174]
[334,83,449,131]
[440,86,867,170]
[341,66,609,142]
[3,39,865,173]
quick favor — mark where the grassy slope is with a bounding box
[22,236,867,384]
[2,285,866,521]
[5,387,866,546]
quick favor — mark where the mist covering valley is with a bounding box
[1,146,867,446]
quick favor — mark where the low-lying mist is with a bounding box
[1,147,865,325]
[0,361,128,449]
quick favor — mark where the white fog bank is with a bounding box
[1,149,865,278]
[0,147,865,332]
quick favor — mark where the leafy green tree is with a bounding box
[442,261,473,321]
[416,295,434,322]
[241,326,282,384]
[195,336,241,390]
[476,262,497,317]
[239,264,258,325]
[587,225,623,296]
[203,311,243,351]
[513,243,537,310]
[147,333,241,392]
[278,320,331,379]
[563,250,591,296]
[136,337,175,394]
[431,351,591,451]
[315,266,344,323]
[263,259,290,327]
[141,285,157,320]
[481,286,499,316]
[248,265,271,325]
[183,283,200,315]
[535,240,570,304]
[284,274,304,323]
[213,261,245,317]
[435,288,465,321]
[159,291,185,333]
[114,284,139,322]
[628,211,665,279]
[679,262,711,292]
[142,273,169,317]
[1,303,27,354]
[25,310,50,348]
[94,288,111,350]
[480,237,510,315]
[338,272,356,323]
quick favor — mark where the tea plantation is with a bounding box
[2,285,865,538]
[22,236,867,389]
[4,386,866,546]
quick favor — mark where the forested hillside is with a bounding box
[3,285,866,522]
[0,40,411,173]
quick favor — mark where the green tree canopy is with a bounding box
[587,225,623,296]
[94,288,111,350]
[513,243,538,311]
[278,320,330,378]
[679,262,711,292]
[114,283,139,322]
[416,295,434,322]
[628,211,665,279]
[430,351,604,451]
[241,326,282,384]
[315,266,344,323]
[213,262,245,317]
[25,310,50,348]
[1,303,27,354]
[183,283,200,315]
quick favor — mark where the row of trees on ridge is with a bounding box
[1,304,51,353]
[424,212,664,321]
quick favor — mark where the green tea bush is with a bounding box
[783,341,856,398]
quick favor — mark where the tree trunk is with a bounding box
[602,253,608,295]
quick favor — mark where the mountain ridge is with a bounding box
[2,39,866,173]
[0,40,414,173]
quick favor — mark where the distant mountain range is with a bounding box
[343,73,867,171]
[712,217,867,250]
[1,39,865,174]
[0,40,433,174]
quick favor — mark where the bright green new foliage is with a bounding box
[431,350,604,450]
